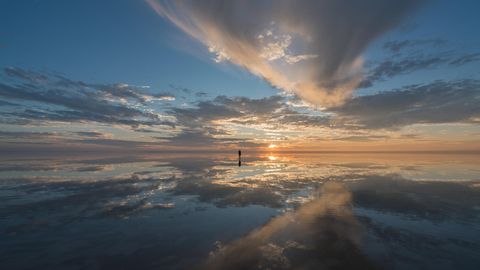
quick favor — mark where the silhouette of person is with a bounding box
[238,150,242,167]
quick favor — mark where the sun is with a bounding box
[268,144,277,149]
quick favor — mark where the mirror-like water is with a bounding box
[1,153,479,269]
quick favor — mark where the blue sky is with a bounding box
[1,0,479,97]
[0,0,278,98]
[0,0,479,152]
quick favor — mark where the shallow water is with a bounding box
[0,153,479,269]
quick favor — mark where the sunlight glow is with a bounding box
[268,144,277,149]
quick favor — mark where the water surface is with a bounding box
[1,153,479,269]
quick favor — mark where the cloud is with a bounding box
[171,94,330,128]
[4,67,48,83]
[91,83,175,102]
[148,0,421,107]
[1,68,302,148]
[0,67,175,128]
[70,138,152,148]
[163,95,289,147]
[359,54,447,88]
[74,131,104,138]
[213,95,284,115]
[361,40,480,88]
[3,68,478,149]
[210,95,334,129]
[271,107,332,127]
[382,38,447,53]
[0,131,57,139]
[156,129,259,148]
[332,135,389,142]
[170,100,242,128]
[334,79,480,129]
[160,93,338,147]
[449,52,480,66]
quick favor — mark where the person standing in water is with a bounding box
[238,150,242,167]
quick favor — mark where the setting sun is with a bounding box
[268,144,277,149]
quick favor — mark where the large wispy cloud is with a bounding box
[148,0,422,107]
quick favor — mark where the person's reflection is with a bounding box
[196,182,378,270]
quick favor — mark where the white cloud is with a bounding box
[147,0,422,107]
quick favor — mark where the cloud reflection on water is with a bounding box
[198,182,378,270]
[0,153,479,269]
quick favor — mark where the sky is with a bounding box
[0,0,480,152]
